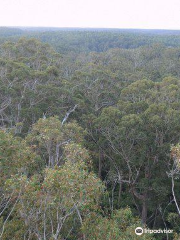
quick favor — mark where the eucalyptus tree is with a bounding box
[94,78,180,225]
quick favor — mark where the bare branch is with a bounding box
[61,104,78,126]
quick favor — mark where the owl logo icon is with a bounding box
[135,227,143,235]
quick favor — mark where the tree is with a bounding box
[94,78,180,226]
[26,116,85,167]
[82,207,154,240]
[0,129,40,238]
[9,142,104,240]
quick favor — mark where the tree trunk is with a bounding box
[98,149,103,178]
[142,199,147,224]
[118,182,122,207]
[131,187,148,224]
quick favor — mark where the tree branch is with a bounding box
[61,104,78,126]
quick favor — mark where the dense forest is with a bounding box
[0,27,180,239]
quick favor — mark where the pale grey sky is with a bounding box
[1,0,180,29]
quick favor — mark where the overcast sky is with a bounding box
[1,0,180,29]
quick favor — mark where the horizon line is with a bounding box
[1,26,180,31]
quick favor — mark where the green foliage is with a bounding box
[82,208,154,240]
[0,32,180,239]
[26,116,85,167]
[8,140,104,239]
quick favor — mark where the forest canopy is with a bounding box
[0,27,180,239]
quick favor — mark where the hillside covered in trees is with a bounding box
[0,27,180,239]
